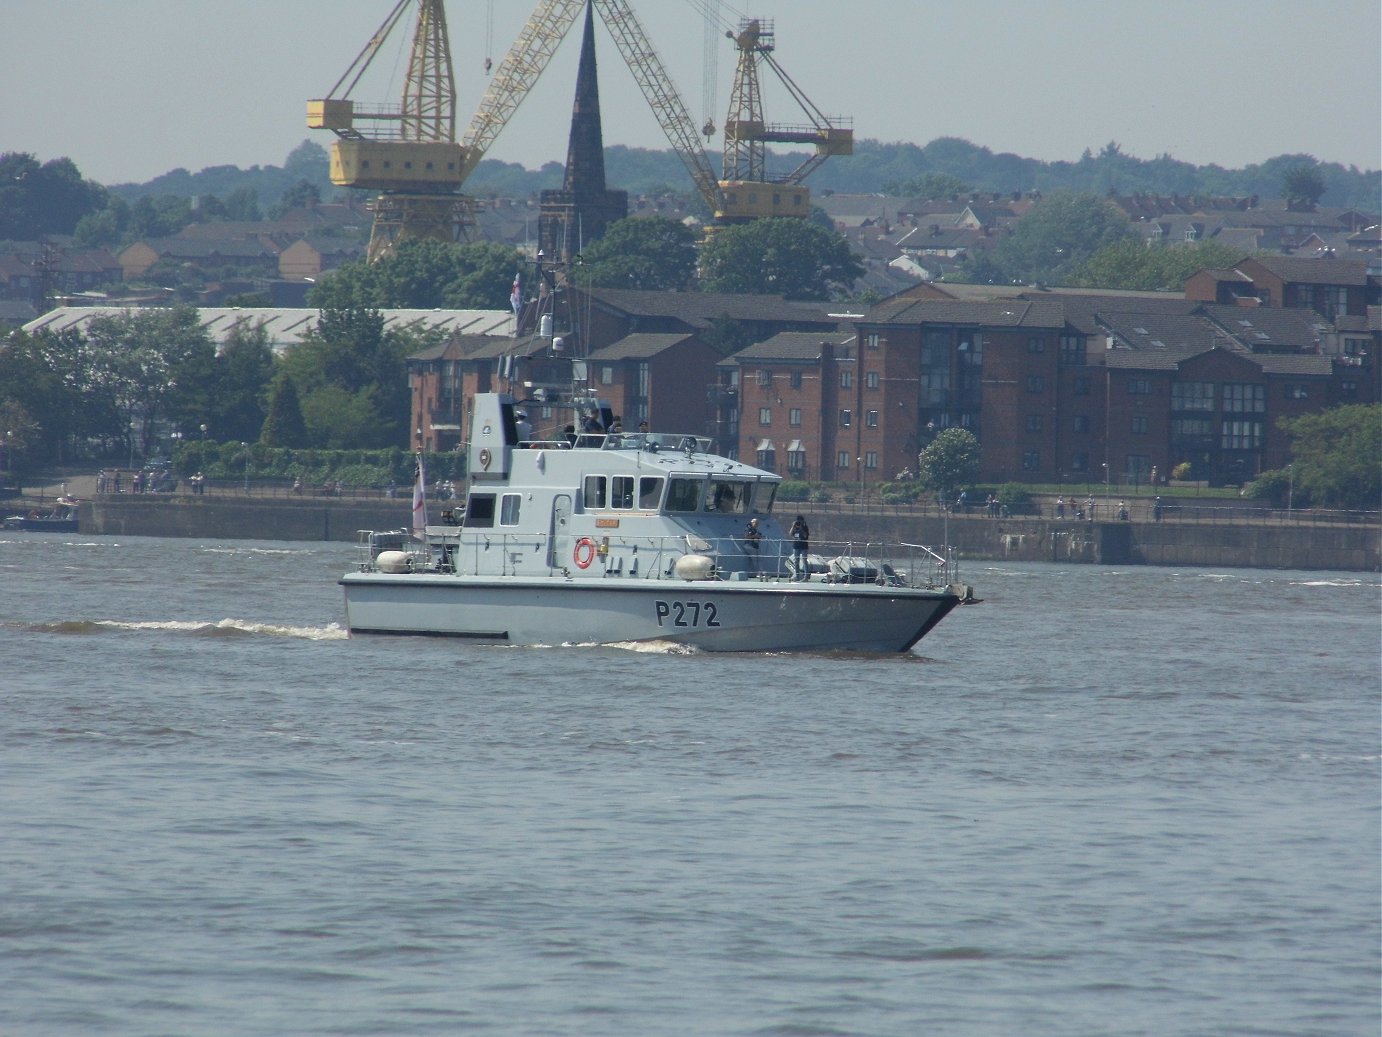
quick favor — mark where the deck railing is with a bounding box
[356,530,961,590]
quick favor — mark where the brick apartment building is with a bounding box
[407,286,844,452]
[408,258,1377,488]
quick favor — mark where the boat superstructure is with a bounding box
[341,392,968,652]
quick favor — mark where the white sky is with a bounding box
[3,0,1379,186]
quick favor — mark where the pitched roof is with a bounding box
[729,330,855,363]
[1241,255,1370,286]
[580,287,841,328]
[868,297,1068,329]
[585,332,693,361]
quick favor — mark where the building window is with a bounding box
[1027,336,1046,353]
[840,370,853,389]
[1172,382,1214,411]
[1340,380,1358,398]
[1022,450,1040,471]
[790,371,803,389]
[757,368,773,388]
[787,448,806,473]
[1059,335,1086,366]
[866,410,879,428]
[1131,416,1149,434]
[1221,420,1263,449]
[1126,378,1152,395]
[600,365,614,386]
[1072,376,1091,395]
[1026,375,1045,393]
[1126,455,1151,480]
[837,451,851,469]
[865,451,878,469]
[1026,414,1043,432]
[1171,417,1213,437]
[866,371,880,389]
[1222,383,1264,413]
[1284,384,1309,400]
[865,333,880,350]
[756,446,777,471]
[1071,451,1088,471]
[1073,415,1090,433]
[789,408,802,427]
[839,409,851,427]
[758,407,772,425]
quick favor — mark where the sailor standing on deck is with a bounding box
[744,517,762,573]
[514,409,533,443]
[789,515,810,579]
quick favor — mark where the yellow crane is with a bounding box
[720,18,853,221]
[308,1,852,257]
[307,0,471,261]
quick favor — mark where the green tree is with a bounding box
[1277,404,1381,509]
[308,240,523,310]
[699,218,863,300]
[0,152,108,238]
[127,194,194,239]
[882,171,970,199]
[260,374,308,447]
[1072,238,1245,291]
[210,323,276,442]
[916,427,980,502]
[73,197,131,247]
[975,191,1136,286]
[82,308,216,457]
[1282,163,1326,209]
[575,216,697,291]
[268,178,322,220]
[280,307,439,448]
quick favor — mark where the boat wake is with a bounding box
[17,618,349,640]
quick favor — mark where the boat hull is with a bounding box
[340,573,959,653]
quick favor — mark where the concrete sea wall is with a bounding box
[65,496,1382,572]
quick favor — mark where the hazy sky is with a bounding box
[4,0,1379,187]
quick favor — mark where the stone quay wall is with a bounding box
[64,495,1382,573]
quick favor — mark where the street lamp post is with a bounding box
[129,422,137,472]
[2,430,11,489]
[857,457,864,506]
[1287,463,1294,518]
[241,443,250,493]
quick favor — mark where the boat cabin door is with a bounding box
[548,495,572,569]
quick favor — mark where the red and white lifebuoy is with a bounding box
[572,538,597,569]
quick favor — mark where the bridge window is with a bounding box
[500,494,521,525]
[666,477,703,513]
[464,493,495,528]
[583,475,607,509]
[639,476,664,509]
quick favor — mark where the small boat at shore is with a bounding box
[3,498,80,532]
[340,392,971,653]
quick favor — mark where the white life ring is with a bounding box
[573,538,597,569]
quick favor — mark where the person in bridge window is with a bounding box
[789,515,810,579]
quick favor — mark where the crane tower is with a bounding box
[720,18,853,221]
[307,0,473,261]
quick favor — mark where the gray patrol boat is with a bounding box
[341,392,970,652]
